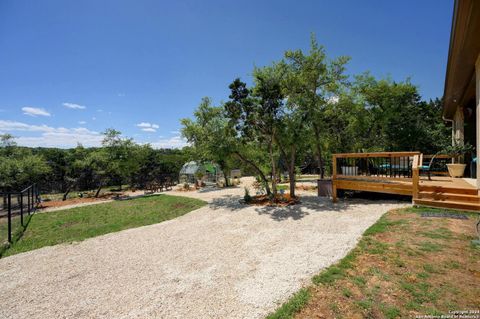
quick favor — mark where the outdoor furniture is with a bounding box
[419,154,438,180]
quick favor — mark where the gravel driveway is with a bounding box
[0,179,406,319]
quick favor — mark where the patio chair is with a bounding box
[419,154,438,181]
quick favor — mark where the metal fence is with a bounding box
[0,184,39,252]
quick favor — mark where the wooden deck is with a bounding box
[332,152,480,212]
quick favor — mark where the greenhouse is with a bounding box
[179,161,224,185]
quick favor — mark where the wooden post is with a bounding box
[412,154,420,204]
[475,54,480,192]
[332,154,337,202]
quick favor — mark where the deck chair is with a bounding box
[419,154,438,181]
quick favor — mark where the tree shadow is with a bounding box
[196,185,240,194]
[208,194,246,211]
[254,196,351,221]
[208,193,404,221]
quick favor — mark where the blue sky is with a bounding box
[0,0,453,148]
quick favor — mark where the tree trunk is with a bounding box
[220,164,229,187]
[269,139,277,197]
[233,151,271,195]
[275,136,297,199]
[224,175,229,187]
[313,124,325,179]
[288,145,296,198]
[95,185,103,198]
[62,186,72,201]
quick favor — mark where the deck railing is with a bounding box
[333,152,421,180]
[331,152,460,203]
[332,152,421,202]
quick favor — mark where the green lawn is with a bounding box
[1,194,206,257]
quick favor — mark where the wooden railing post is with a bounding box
[412,154,420,204]
[332,154,337,202]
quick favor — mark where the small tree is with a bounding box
[284,35,350,179]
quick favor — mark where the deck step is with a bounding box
[418,191,480,202]
[418,185,478,195]
[414,198,480,212]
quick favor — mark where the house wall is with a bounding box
[476,54,480,188]
[453,106,464,145]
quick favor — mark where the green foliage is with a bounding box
[181,97,237,187]
[0,152,51,190]
[353,75,450,153]
[0,133,189,194]
[442,140,474,163]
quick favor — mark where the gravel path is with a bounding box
[0,178,406,319]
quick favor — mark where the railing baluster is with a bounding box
[20,193,23,227]
[27,187,31,215]
[7,193,12,243]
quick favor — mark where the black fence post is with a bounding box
[7,193,12,243]
[27,187,31,215]
[20,193,24,227]
[33,184,37,211]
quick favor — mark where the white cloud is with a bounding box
[0,120,187,149]
[136,122,159,132]
[22,107,51,117]
[169,130,180,134]
[63,102,86,110]
[0,120,102,148]
[150,135,187,149]
[78,121,86,125]
[0,120,55,132]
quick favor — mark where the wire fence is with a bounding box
[0,184,39,253]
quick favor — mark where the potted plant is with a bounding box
[443,141,474,178]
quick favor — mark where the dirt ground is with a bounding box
[294,207,480,319]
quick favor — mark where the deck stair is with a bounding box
[415,185,480,212]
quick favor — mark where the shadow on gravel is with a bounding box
[209,195,245,211]
[208,193,406,221]
[197,186,239,194]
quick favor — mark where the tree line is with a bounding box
[0,130,189,197]
[181,36,450,198]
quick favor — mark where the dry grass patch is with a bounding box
[268,207,480,319]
